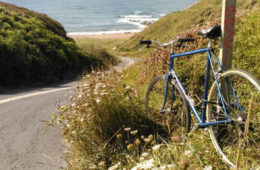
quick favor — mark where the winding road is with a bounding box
[0,57,138,170]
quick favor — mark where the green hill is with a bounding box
[118,0,259,57]
[0,2,117,88]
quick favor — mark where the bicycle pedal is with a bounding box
[188,123,200,137]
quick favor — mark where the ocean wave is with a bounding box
[117,17,158,29]
[135,11,142,15]
[122,15,153,18]
[158,14,166,17]
[67,29,141,35]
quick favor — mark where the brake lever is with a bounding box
[139,46,147,51]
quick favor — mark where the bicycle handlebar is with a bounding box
[175,38,195,47]
[139,38,195,51]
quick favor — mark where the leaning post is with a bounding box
[218,0,236,113]
[219,0,237,71]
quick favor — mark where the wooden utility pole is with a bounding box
[219,0,237,70]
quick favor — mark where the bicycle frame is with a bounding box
[161,47,234,128]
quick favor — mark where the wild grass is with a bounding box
[53,2,260,170]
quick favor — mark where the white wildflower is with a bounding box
[71,103,75,107]
[204,165,212,170]
[141,152,149,157]
[80,118,84,122]
[78,94,82,98]
[84,84,90,87]
[152,144,161,151]
[166,164,176,168]
[72,130,76,134]
[108,162,121,170]
[96,98,101,103]
[131,159,154,170]
[184,150,193,158]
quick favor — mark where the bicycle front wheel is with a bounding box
[145,75,191,138]
[207,69,260,168]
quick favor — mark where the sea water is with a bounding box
[2,0,198,35]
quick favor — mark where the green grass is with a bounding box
[51,1,260,170]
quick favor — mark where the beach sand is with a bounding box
[68,33,135,40]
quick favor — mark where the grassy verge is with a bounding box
[52,2,260,170]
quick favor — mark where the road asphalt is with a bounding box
[0,57,138,170]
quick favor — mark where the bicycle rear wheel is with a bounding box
[207,69,260,168]
[145,75,191,138]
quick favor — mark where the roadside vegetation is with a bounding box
[0,2,117,89]
[49,0,260,169]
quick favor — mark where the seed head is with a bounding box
[124,127,131,132]
[144,138,151,143]
[178,158,189,170]
[98,161,105,166]
[130,130,138,135]
[171,136,181,142]
[135,138,141,145]
[127,144,134,151]
[116,134,122,140]
[89,165,97,169]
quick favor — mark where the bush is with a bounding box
[0,5,117,87]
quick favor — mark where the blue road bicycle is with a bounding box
[140,25,260,168]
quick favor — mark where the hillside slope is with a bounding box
[0,2,117,88]
[118,0,259,56]
[0,1,68,39]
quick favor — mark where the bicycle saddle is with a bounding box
[198,25,221,39]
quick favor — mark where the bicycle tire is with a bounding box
[145,75,191,137]
[207,69,260,168]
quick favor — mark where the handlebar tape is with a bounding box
[178,38,195,42]
[175,38,195,47]
[140,40,152,45]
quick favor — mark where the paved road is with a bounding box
[0,57,138,170]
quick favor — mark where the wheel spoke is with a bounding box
[145,75,191,137]
[207,69,260,168]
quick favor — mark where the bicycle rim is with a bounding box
[207,69,260,168]
[145,75,190,137]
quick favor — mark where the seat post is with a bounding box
[208,39,212,48]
